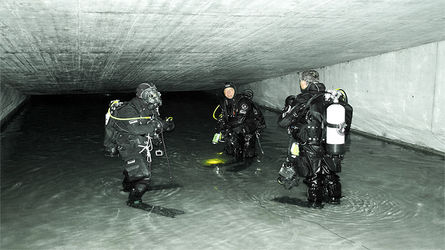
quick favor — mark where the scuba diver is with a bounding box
[212,82,266,164]
[103,83,175,207]
[277,70,353,208]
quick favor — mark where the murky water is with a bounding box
[1,92,444,250]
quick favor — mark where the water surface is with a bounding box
[1,92,444,249]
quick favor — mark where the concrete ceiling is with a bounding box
[1,0,445,94]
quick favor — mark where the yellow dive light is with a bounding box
[204,158,226,166]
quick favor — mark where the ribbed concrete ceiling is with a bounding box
[1,0,445,94]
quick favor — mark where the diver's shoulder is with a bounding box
[295,92,315,104]
[236,94,254,106]
[233,93,248,102]
[285,95,300,106]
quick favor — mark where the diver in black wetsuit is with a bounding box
[214,83,265,163]
[277,70,352,208]
[103,83,175,206]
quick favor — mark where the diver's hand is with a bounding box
[104,146,119,157]
[146,117,163,134]
[289,105,301,117]
[164,117,175,132]
[149,116,162,125]
[217,120,227,131]
[255,127,265,135]
[292,104,308,118]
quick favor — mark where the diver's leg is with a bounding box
[224,132,235,156]
[325,171,341,204]
[232,133,244,162]
[127,177,150,206]
[117,140,134,192]
[122,150,151,205]
[302,146,323,207]
[306,173,323,208]
[243,133,256,159]
[322,155,342,203]
[122,171,132,192]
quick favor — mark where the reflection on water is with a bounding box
[1,92,444,249]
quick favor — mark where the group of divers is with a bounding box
[103,69,353,213]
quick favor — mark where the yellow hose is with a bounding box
[212,105,222,120]
[336,88,348,102]
[108,100,152,121]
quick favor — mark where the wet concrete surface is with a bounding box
[1,92,444,249]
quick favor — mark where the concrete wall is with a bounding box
[1,83,27,127]
[241,41,445,153]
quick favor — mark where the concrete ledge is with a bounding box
[0,96,29,131]
[1,84,28,131]
[350,129,445,158]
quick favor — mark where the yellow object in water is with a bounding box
[204,158,226,166]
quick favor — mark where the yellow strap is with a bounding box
[166,117,173,121]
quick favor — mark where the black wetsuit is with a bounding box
[104,97,174,204]
[218,94,263,161]
[278,82,343,205]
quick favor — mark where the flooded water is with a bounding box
[1,92,444,250]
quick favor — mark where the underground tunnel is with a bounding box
[1,0,445,249]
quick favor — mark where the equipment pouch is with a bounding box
[124,158,150,181]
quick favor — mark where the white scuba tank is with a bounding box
[326,95,346,155]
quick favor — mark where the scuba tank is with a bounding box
[325,90,347,155]
[241,89,266,130]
